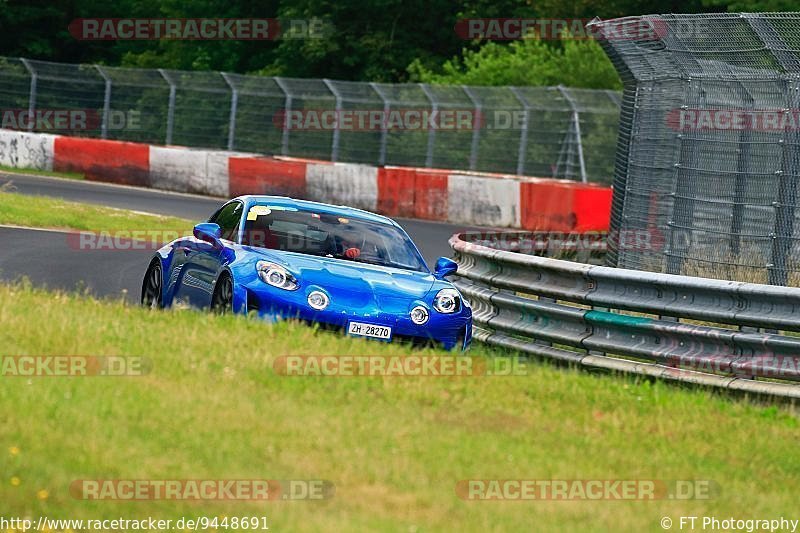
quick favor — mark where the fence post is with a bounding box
[370,82,390,166]
[19,58,37,131]
[321,79,341,162]
[95,65,112,139]
[768,84,800,286]
[557,85,587,183]
[220,72,238,151]
[510,87,530,176]
[461,85,482,171]
[665,79,704,276]
[730,82,754,256]
[589,17,639,268]
[273,77,292,156]
[158,69,176,145]
[419,83,437,167]
[553,92,575,180]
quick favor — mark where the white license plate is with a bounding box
[348,321,392,340]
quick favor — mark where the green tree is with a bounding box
[0,0,783,84]
[408,38,622,89]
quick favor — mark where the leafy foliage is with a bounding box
[408,39,622,89]
[0,0,783,86]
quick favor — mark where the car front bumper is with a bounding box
[243,285,472,351]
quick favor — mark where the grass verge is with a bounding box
[0,282,798,532]
[0,165,85,181]
[0,190,192,235]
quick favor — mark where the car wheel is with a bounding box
[211,273,234,314]
[141,260,163,309]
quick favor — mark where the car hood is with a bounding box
[250,249,437,310]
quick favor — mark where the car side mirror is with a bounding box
[194,223,223,248]
[434,257,458,279]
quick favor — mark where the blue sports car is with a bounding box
[140,196,472,350]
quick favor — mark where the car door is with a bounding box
[175,201,243,308]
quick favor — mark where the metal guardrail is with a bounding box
[450,232,800,399]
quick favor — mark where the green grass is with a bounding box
[0,282,798,532]
[1,192,798,531]
[0,164,85,180]
[0,190,192,235]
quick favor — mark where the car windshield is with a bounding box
[241,204,428,272]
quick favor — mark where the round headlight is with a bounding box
[433,288,461,314]
[410,305,429,325]
[308,290,329,310]
[266,268,286,287]
[256,261,298,290]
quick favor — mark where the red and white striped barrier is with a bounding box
[0,129,56,171]
[54,136,149,187]
[306,162,378,211]
[0,129,612,231]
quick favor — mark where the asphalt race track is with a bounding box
[0,172,489,302]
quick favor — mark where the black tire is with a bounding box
[211,273,234,314]
[141,260,163,309]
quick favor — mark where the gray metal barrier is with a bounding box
[589,13,800,284]
[450,231,800,399]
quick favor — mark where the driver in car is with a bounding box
[339,234,362,259]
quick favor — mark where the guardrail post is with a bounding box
[220,73,238,151]
[510,87,530,176]
[462,85,482,171]
[536,296,557,347]
[587,305,612,355]
[158,69,176,145]
[19,58,37,131]
[95,65,112,139]
[322,79,341,162]
[273,77,292,156]
[419,83,437,167]
[370,82,390,166]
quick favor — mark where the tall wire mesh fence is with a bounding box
[591,12,800,285]
[0,56,620,184]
